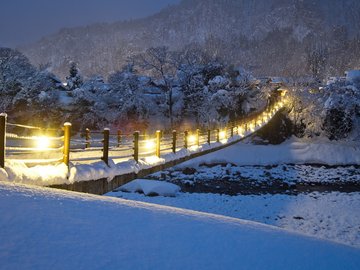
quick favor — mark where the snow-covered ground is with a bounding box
[105,136,360,249]
[1,181,360,270]
[177,136,360,167]
[108,190,360,248]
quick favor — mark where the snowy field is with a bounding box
[1,182,360,270]
[108,190,360,248]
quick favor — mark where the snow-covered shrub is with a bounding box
[208,75,229,90]
[210,89,233,123]
[323,108,353,140]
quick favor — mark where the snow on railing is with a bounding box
[0,94,287,169]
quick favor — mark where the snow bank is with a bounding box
[177,136,360,168]
[0,160,69,186]
[1,182,360,270]
[0,156,165,186]
[119,179,180,197]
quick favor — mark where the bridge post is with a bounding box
[102,128,110,166]
[216,129,220,143]
[117,130,122,147]
[85,128,90,149]
[156,130,161,157]
[196,129,200,146]
[184,131,188,149]
[231,126,234,137]
[133,131,139,162]
[63,122,71,168]
[207,130,211,145]
[172,130,176,153]
[0,113,7,168]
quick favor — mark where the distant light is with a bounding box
[280,89,287,97]
[219,131,226,140]
[35,136,51,150]
[188,135,196,144]
[238,127,245,137]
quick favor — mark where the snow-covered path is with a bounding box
[1,182,360,270]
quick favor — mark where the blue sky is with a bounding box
[0,0,181,47]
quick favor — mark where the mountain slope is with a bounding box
[20,0,360,78]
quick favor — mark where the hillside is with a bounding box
[20,0,360,79]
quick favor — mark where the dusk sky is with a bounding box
[0,0,181,47]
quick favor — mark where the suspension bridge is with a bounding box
[0,92,287,194]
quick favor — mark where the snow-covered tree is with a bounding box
[108,64,150,130]
[306,42,328,81]
[0,48,37,112]
[66,62,83,91]
[134,47,176,129]
[287,77,360,140]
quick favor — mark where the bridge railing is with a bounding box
[0,115,65,167]
[0,95,286,169]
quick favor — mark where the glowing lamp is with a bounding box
[35,136,51,150]
[145,140,155,150]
